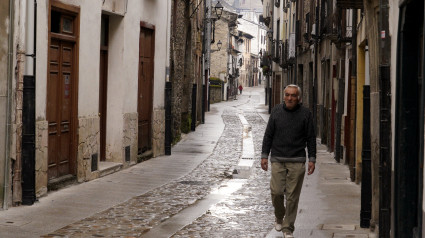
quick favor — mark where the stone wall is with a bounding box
[210,16,229,79]
[77,116,100,182]
[170,0,188,141]
[210,86,222,104]
[123,112,138,166]
[152,108,165,157]
[35,121,48,197]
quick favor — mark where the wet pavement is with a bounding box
[0,86,374,237]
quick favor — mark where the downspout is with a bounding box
[4,0,15,210]
[20,0,37,206]
[378,0,391,233]
[350,9,358,182]
[206,0,211,112]
[419,6,425,235]
[164,0,172,155]
[309,0,319,130]
[25,0,35,76]
[360,44,372,228]
[268,3,274,114]
[227,21,231,100]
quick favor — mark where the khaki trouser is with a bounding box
[270,162,306,233]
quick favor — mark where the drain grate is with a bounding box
[241,157,254,160]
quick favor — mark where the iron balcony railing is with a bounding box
[325,10,353,43]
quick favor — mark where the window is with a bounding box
[276,19,280,41]
[100,15,109,47]
[51,10,75,35]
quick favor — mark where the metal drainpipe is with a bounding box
[4,0,15,210]
[206,0,211,112]
[313,4,318,129]
[350,9,358,182]
[227,22,231,100]
[25,0,35,76]
[360,44,371,228]
[417,12,425,237]
[268,4,274,114]
[164,0,171,155]
[378,0,392,233]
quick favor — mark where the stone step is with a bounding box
[99,162,123,178]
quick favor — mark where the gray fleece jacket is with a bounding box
[261,103,316,163]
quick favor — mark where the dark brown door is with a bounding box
[99,50,108,161]
[138,26,154,154]
[47,39,74,180]
[99,15,109,161]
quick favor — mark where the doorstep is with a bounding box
[98,161,123,178]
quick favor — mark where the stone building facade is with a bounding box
[170,0,205,140]
[264,0,425,235]
[210,10,239,101]
[239,32,254,88]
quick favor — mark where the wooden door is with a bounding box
[138,26,154,154]
[99,50,108,161]
[47,39,74,180]
[99,14,109,161]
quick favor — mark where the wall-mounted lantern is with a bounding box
[211,40,222,52]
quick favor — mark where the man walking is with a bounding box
[261,84,316,237]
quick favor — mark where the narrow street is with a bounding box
[0,86,372,238]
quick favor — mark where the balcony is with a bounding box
[279,41,287,68]
[296,20,301,46]
[325,10,353,43]
[327,25,352,43]
[341,25,352,42]
[288,33,295,60]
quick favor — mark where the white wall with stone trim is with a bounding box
[33,0,169,190]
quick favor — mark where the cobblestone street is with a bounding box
[0,86,373,238]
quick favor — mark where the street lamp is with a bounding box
[190,0,224,20]
[213,1,224,20]
[211,40,222,52]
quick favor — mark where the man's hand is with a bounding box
[308,161,315,175]
[261,158,268,171]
